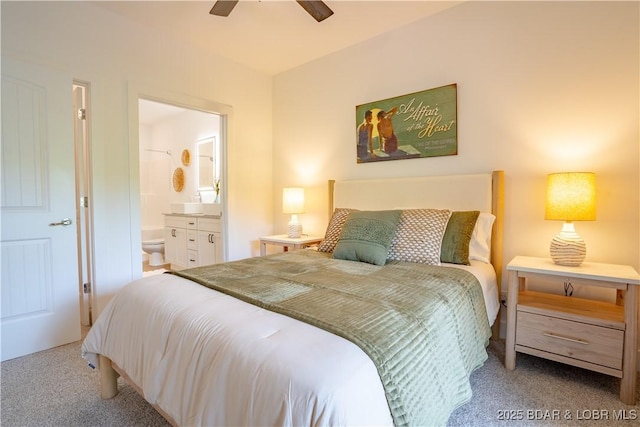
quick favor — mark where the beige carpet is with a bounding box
[448,341,639,426]
[1,337,638,426]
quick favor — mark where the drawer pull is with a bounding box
[543,332,588,345]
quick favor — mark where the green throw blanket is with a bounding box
[169,250,491,426]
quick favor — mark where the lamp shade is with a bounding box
[545,172,596,221]
[282,187,305,214]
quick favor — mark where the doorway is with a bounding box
[131,87,229,276]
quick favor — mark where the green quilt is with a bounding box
[170,250,491,426]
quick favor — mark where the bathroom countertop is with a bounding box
[163,213,221,219]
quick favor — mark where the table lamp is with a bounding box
[545,172,596,266]
[283,187,304,238]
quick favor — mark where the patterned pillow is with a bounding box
[317,208,359,253]
[387,209,452,265]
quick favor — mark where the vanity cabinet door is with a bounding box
[197,217,222,266]
[164,225,187,268]
[197,230,219,267]
[164,226,175,264]
[164,215,190,269]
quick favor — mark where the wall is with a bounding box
[273,1,639,356]
[2,1,638,343]
[1,2,274,315]
[273,1,639,275]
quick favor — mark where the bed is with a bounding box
[82,170,505,426]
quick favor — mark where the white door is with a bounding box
[1,57,81,361]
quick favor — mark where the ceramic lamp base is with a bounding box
[549,222,586,267]
[287,215,302,238]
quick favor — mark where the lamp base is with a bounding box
[549,222,586,267]
[287,215,303,238]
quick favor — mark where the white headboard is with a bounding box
[333,173,493,212]
[328,170,505,340]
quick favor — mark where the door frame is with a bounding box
[126,83,231,279]
[73,80,95,326]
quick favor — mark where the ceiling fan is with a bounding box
[210,1,334,23]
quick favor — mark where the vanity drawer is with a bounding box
[198,217,221,233]
[516,311,623,370]
[187,250,199,268]
[185,218,198,230]
[187,231,198,250]
[165,215,187,229]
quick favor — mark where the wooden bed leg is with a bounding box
[99,355,119,399]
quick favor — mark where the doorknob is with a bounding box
[49,218,72,227]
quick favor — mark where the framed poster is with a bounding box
[356,83,457,163]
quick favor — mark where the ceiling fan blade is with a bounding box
[210,0,239,17]
[296,1,334,22]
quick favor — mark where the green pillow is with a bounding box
[440,211,480,265]
[333,210,402,266]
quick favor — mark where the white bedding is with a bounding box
[82,260,497,426]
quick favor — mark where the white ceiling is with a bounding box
[92,0,463,75]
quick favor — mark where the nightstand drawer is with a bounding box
[516,311,624,370]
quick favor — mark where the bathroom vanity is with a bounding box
[164,214,222,270]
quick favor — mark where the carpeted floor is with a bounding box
[448,341,639,426]
[1,336,638,426]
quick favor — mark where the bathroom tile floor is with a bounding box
[143,261,170,273]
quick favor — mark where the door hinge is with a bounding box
[83,282,91,294]
[80,196,89,208]
[77,108,86,120]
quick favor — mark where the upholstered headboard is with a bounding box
[328,170,505,339]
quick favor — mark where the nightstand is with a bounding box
[259,234,323,256]
[505,256,640,405]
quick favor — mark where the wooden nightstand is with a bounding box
[505,256,640,404]
[259,234,323,256]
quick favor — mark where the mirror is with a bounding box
[198,137,216,190]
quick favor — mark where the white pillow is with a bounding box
[469,212,495,263]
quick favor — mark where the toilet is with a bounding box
[141,228,165,267]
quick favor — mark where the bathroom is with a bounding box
[139,99,221,274]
